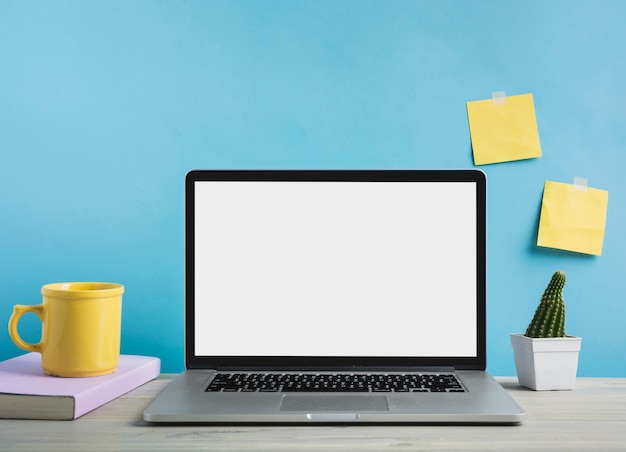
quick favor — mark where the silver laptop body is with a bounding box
[144,169,525,424]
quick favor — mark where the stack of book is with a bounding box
[0,353,160,420]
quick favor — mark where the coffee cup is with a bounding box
[8,282,124,377]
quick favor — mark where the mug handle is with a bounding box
[8,305,44,353]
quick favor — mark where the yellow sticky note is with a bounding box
[537,181,609,256]
[466,93,542,165]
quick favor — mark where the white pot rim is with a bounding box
[511,333,582,352]
[510,333,581,340]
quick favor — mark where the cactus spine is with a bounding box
[525,271,567,338]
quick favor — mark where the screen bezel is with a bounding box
[184,169,487,371]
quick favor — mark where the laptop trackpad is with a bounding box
[280,395,389,412]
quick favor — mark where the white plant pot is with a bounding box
[510,333,582,391]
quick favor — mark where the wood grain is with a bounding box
[2,376,625,451]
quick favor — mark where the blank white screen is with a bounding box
[195,181,477,357]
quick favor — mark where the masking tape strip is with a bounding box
[492,91,506,105]
[573,176,588,192]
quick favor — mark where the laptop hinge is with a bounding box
[207,366,458,373]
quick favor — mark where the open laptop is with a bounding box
[144,169,525,424]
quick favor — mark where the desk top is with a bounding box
[2,376,626,451]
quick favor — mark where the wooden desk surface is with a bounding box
[2,376,626,451]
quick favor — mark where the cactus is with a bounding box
[524,271,567,338]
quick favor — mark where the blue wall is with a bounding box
[1,0,624,376]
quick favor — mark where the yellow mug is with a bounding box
[8,282,124,377]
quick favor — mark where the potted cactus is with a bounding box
[510,271,582,390]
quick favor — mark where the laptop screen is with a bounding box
[186,170,486,370]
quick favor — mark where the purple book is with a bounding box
[0,353,161,420]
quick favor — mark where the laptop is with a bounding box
[143,169,525,424]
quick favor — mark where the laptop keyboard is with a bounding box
[206,372,465,393]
